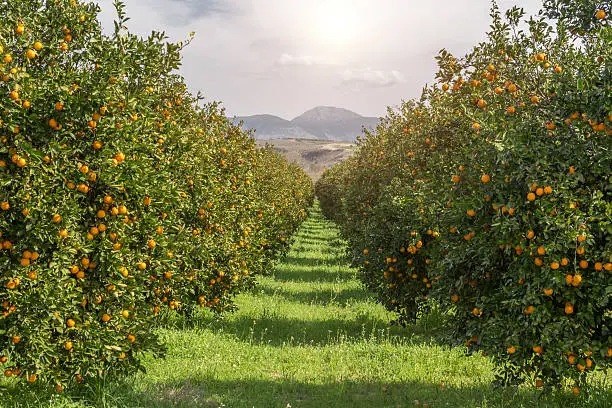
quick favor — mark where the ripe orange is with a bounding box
[527,192,536,201]
[507,346,516,354]
[564,303,574,314]
[101,313,111,322]
[596,9,606,19]
[481,174,490,183]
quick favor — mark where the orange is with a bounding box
[25,49,36,59]
[481,174,490,183]
[101,313,111,322]
[564,303,574,314]
[52,214,62,223]
[530,95,539,104]
[507,346,516,354]
[550,261,559,270]
[506,106,515,114]
[571,274,582,286]
[527,192,536,201]
[466,210,476,217]
[579,260,588,269]
[596,9,606,19]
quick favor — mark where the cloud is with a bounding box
[149,0,240,25]
[276,53,319,66]
[340,68,406,88]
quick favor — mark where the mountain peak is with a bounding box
[292,106,364,122]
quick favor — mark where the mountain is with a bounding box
[233,114,319,140]
[232,106,379,142]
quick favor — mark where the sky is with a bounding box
[96,0,543,119]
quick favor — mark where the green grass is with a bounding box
[3,202,611,407]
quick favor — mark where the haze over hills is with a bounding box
[232,106,379,142]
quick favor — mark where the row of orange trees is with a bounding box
[317,1,610,392]
[0,0,313,391]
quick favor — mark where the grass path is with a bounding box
[6,203,611,407]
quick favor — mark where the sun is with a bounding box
[315,2,357,47]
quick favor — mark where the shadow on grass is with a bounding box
[254,285,367,306]
[271,266,355,283]
[10,375,610,408]
[163,306,446,348]
[129,377,612,408]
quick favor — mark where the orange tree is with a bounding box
[0,0,312,391]
[317,1,610,391]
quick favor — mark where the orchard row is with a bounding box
[317,1,610,392]
[0,0,313,390]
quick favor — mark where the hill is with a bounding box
[255,138,353,181]
[234,106,378,142]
